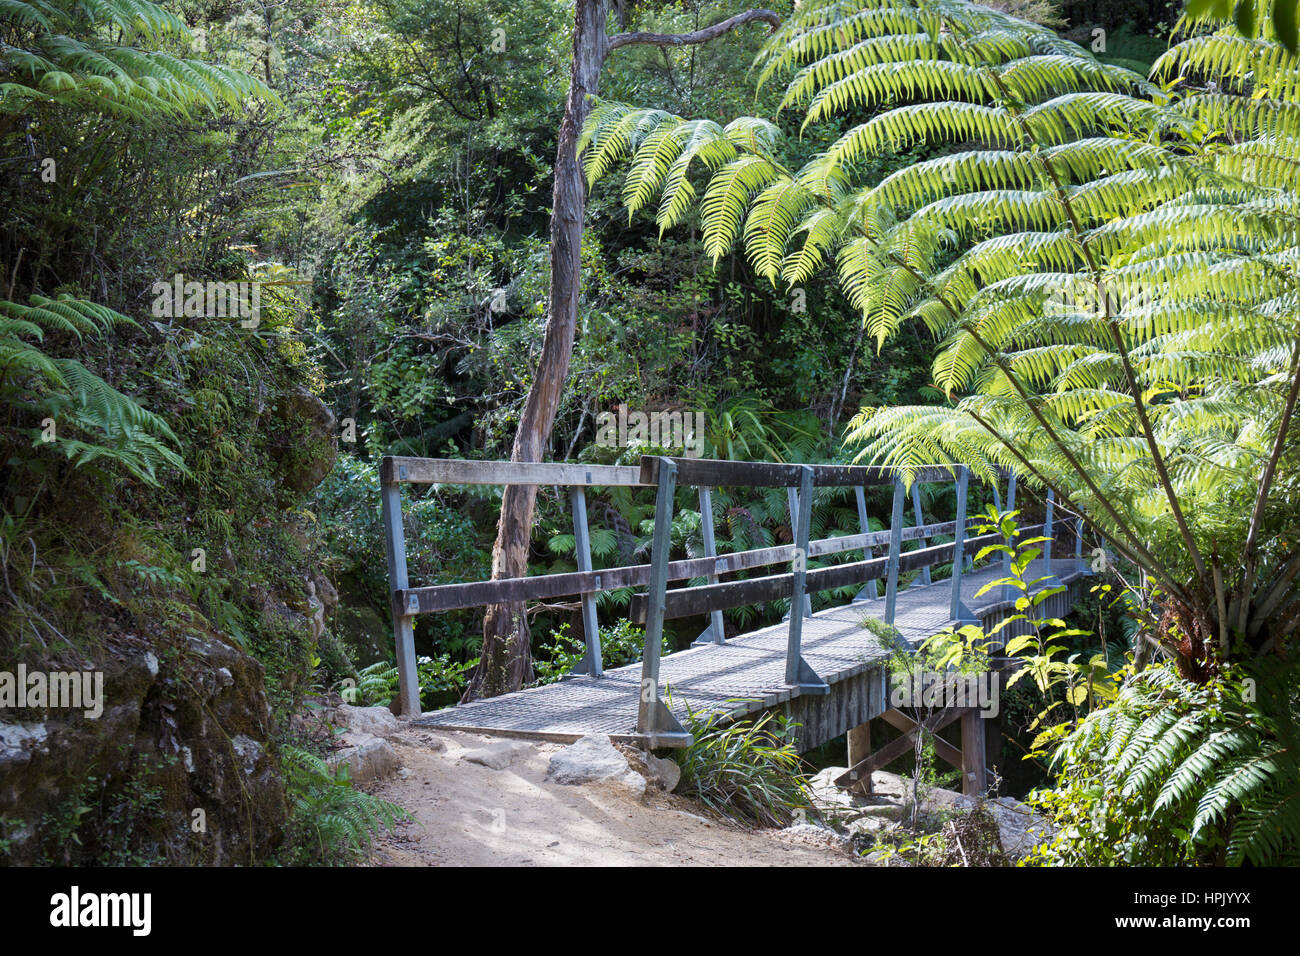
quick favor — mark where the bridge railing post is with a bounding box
[569,487,603,678]
[785,486,812,618]
[381,479,421,716]
[1075,517,1087,574]
[950,466,976,625]
[910,483,931,587]
[1002,471,1017,603]
[694,486,726,645]
[637,457,689,742]
[853,485,877,601]
[785,465,827,692]
[884,475,906,627]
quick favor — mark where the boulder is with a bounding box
[328,735,400,783]
[640,752,681,792]
[461,740,532,770]
[546,735,646,799]
[267,386,338,498]
[0,630,287,866]
[335,703,399,739]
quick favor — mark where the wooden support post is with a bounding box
[637,457,688,743]
[884,476,906,627]
[853,485,877,601]
[950,466,975,624]
[846,721,873,793]
[569,487,603,677]
[381,481,421,716]
[910,482,931,586]
[961,708,987,796]
[785,486,812,618]
[693,487,726,645]
[1075,516,1087,574]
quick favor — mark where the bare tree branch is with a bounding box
[608,9,780,51]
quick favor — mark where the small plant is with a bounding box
[872,619,987,827]
[280,744,414,864]
[969,506,1120,752]
[673,700,813,828]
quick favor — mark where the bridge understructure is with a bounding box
[379,455,1090,795]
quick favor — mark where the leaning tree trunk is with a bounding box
[462,0,610,702]
[462,3,780,702]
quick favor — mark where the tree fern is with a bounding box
[583,0,1300,661]
[1037,664,1300,865]
[1,294,186,485]
[1,0,275,118]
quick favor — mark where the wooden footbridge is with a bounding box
[380,454,1089,793]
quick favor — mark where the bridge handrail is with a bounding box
[379,453,1077,731]
[392,518,973,616]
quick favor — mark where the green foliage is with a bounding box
[0,295,186,486]
[1030,662,1300,865]
[281,744,413,864]
[672,701,813,828]
[586,0,1300,663]
[969,507,1122,741]
[531,619,663,685]
[0,0,275,118]
[350,654,477,710]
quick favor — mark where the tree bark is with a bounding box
[463,0,610,702]
[463,2,780,702]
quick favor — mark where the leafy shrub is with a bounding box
[350,655,477,710]
[673,703,813,828]
[531,619,664,684]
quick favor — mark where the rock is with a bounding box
[640,752,681,792]
[986,796,1055,860]
[546,735,646,798]
[267,385,338,498]
[462,740,532,770]
[332,605,390,668]
[306,580,326,644]
[335,703,399,739]
[0,630,287,866]
[328,735,400,782]
[311,572,339,611]
[808,767,1053,861]
[779,822,852,851]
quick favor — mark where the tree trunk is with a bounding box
[462,0,609,702]
[461,3,779,702]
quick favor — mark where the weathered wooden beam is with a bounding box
[638,456,957,489]
[394,522,991,617]
[382,456,647,487]
[962,709,988,795]
[834,706,971,789]
[879,709,963,768]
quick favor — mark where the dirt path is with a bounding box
[367,727,859,867]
